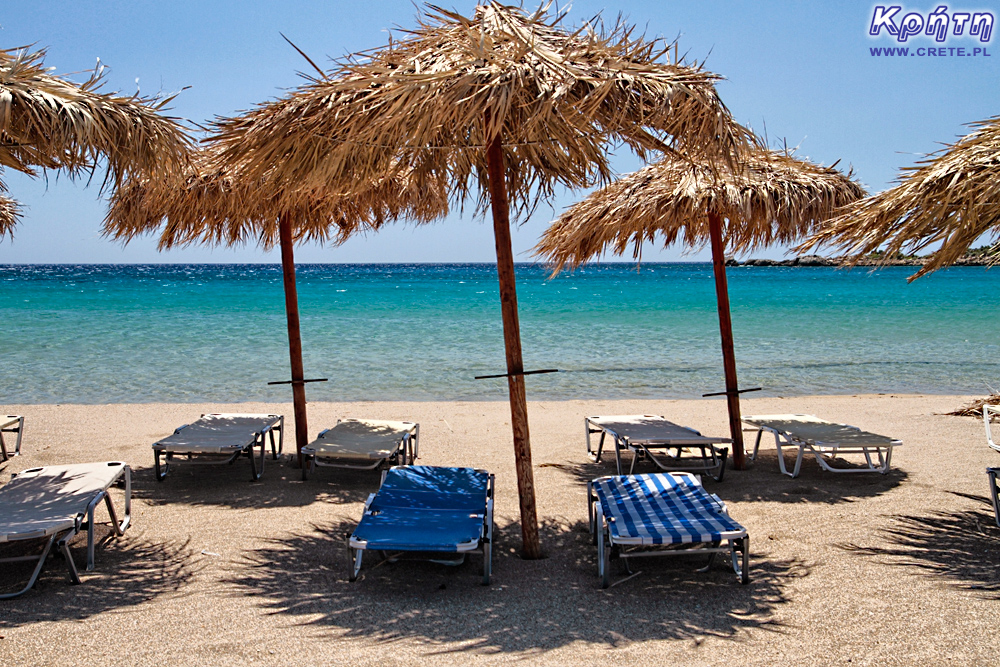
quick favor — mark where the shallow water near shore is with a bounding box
[1,262,997,403]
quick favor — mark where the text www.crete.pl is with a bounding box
[870,46,991,56]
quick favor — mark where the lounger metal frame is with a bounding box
[153,413,283,482]
[586,415,729,481]
[588,473,748,588]
[744,415,900,478]
[0,462,131,599]
[349,467,495,585]
[983,406,1000,527]
[0,415,24,462]
[302,420,419,478]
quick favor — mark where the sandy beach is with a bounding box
[0,394,996,665]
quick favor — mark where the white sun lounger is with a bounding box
[0,415,24,462]
[588,472,749,588]
[982,406,1000,527]
[0,461,131,599]
[301,419,418,479]
[152,413,284,481]
[586,415,730,481]
[743,414,901,478]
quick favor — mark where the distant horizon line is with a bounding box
[0,259,737,266]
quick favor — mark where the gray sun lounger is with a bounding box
[152,413,284,481]
[301,419,418,479]
[0,415,24,462]
[983,405,1000,527]
[0,461,131,599]
[586,415,730,481]
[743,414,901,477]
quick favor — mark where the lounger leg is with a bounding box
[249,439,265,481]
[988,468,1000,529]
[714,447,729,482]
[731,536,749,584]
[349,548,363,582]
[789,445,807,478]
[483,479,494,585]
[154,450,168,481]
[87,500,98,571]
[750,427,764,462]
[58,535,82,585]
[0,534,60,600]
[697,541,720,572]
[596,507,611,588]
[269,429,279,460]
[0,430,7,462]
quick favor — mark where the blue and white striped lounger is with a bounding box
[152,413,284,482]
[349,466,495,584]
[588,472,749,587]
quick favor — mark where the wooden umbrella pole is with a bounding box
[485,129,542,559]
[707,211,746,470]
[278,215,309,467]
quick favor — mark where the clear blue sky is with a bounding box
[1,1,997,263]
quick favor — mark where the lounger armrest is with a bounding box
[318,429,330,438]
[363,493,377,510]
[173,423,191,435]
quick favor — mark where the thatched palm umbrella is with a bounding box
[0,46,190,236]
[802,115,1000,280]
[204,2,750,558]
[536,147,866,469]
[106,148,449,468]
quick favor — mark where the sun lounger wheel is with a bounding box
[731,536,749,585]
[247,439,265,481]
[349,546,363,582]
[154,451,168,481]
[597,523,611,589]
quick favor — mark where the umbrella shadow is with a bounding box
[837,491,1000,597]
[540,452,906,506]
[0,528,199,626]
[130,458,379,509]
[222,518,806,654]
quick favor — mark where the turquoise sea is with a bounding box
[1,263,997,403]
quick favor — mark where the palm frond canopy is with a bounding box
[0,192,18,236]
[0,46,192,237]
[536,147,866,272]
[105,146,450,250]
[801,115,1000,279]
[208,2,751,220]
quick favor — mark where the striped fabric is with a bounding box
[593,473,746,545]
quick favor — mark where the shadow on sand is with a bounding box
[0,526,200,627]
[129,456,379,510]
[222,518,807,654]
[838,491,1000,597]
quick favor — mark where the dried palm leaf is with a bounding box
[801,115,1000,280]
[0,192,18,235]
[105,146,449,249]
[207,2,752,220]
[536,145,866,272]
[0,46,192,236]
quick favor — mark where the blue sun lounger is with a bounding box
[588,472,749,588]
[349,466,494,584]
